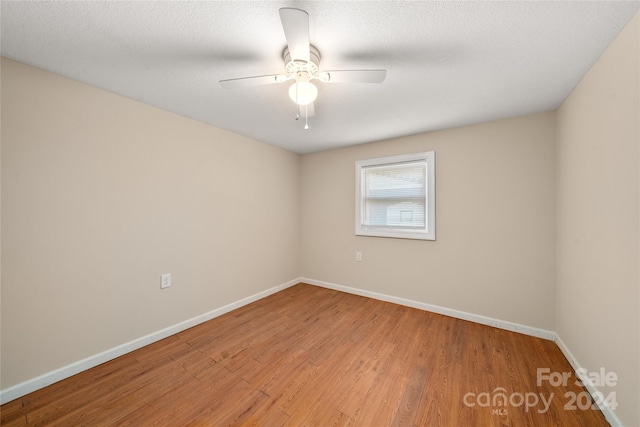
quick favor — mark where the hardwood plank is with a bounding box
[29,357,192,426]
[241,404,290,427]
[390,364,431,427]
[335,341,398,418]
[302,408,354,427]
[20,350,140,410]
[352,370,408,427]
[0,398,27,427]
[262,360,319,412]
[1,283,610,426]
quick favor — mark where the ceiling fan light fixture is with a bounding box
[288,80,317,105]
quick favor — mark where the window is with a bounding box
[355,152,435,240]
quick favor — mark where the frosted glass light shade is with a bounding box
[288,81,318,105]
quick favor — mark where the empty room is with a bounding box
[1,2,639,426]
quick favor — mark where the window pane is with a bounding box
[362,161,426,229]
[355,151,435,240]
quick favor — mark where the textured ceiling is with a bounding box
[1,1,638,154]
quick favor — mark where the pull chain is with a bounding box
[304,104,309,130]
[292,75,309,129]
[295,77,300,120]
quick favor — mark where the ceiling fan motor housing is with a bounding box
[283,45,320,77]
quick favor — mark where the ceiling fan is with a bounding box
[219,8,387,129]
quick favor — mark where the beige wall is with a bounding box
[300,112,557,330]
[556,12,639,427]
[0,58,300,389]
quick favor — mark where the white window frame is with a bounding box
[355,151,436,241]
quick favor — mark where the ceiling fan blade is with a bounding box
[279,8,310,63]
[219,74,286,89]
[321,70,387,84]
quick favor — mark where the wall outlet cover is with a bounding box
[161,273,171,289]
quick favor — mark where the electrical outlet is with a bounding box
[161,273,171,289]
[356,252,362,262]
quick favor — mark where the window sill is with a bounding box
[356,229,435,241]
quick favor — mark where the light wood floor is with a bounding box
[2,283,609,426]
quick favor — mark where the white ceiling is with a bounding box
[1,1,638,154]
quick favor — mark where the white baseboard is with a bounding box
[555,336,623,427]
[302,277,557,341]
[0,277,301,405]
